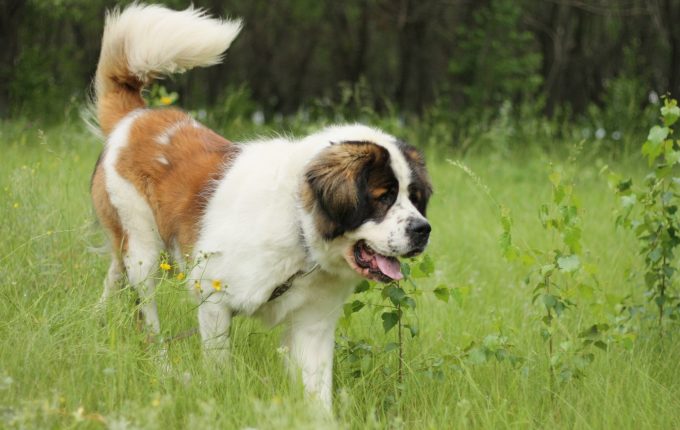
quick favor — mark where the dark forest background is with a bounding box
[2,0,679,146]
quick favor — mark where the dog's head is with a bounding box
[302,125,432,282]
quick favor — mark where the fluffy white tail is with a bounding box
[94,3,242,134]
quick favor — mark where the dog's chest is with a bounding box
[254,268,357,327]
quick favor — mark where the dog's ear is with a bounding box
[395,140,432,216]
[303,141,391,239]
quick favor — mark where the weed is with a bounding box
[608,97,680,335]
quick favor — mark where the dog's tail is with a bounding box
[93,4,242,135]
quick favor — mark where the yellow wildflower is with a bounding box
[176,272,186,281]
[160,96,173,105]
[212,279,222,291]
[159,262,171,271]
[13,202,19,208]
[193,281,202,292]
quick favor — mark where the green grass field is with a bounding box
[1,120,679,429]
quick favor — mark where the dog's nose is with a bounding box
[407,218,431,247]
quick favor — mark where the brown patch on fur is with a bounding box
[94,47,147,136]
[91,158,128,254]
[98,88,145,135]
[303,141,397,239]
[110,109,240,254]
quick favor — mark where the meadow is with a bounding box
[1,115,679,429]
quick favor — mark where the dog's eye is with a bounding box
[409,190,420,205]
[376,189,396,205]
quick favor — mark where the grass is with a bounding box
[1,118,680,429]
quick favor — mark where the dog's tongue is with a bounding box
[375,255,403,280]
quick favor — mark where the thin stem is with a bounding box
[660,252,666,337]
[659,179,668,337]
[546,275,555,398]
[397,302,403,387]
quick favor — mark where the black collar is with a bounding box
[267,263,319,302]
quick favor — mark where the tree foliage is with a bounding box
[1,0,679,124]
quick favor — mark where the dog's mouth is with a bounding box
[345,240,403,283]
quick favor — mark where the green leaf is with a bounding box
[666,150,680,165]
[616,179,632,193]
[648,247,662,263]
[540,264,555,277]
[579,324,600,339]
[482,334,502,349]
[385,285,406,306]
[400,261,411,277]
[576,283,594,300]
[655,295,666,307]
[661,100,680,126]
[542,294,558,309]
[360,355,372,373]
[620,194,636,209]
[557,254,580,272]
[539,204,550,227]
[450,285,470,306]
[563,227,582,254]
[433,285,450,302]
[500,232,514,259]
[642,140,663,165]
[405,323,419,338]
[350,300,365,313]
[384,342,399,352]
[644,272,658,288]
[419,254,435,276]
[548,170,561,187]
[500,205,513,230]
[382,311,399,333]
[355,280,370,293]
[554,184,566,205]
[343,300,365,318]
[648,125,670,144]
[467,348,487,364]
[593,341,608,351]
[662,191,674,204]
[401,296,416,309]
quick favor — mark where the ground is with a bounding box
[1,120,679,429]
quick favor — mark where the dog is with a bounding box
[90,4,432,409]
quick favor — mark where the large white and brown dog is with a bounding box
[91,4,432,409]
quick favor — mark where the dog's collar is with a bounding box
[267,220,319,302]
[267,263,319,302]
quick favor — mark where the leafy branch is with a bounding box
[608,97,680,335]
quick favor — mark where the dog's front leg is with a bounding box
[282,310,339,410]
[198,291,232,363]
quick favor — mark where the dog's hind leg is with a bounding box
[123,238,162,335]
[197,290,232,362]
[98,255,124,307]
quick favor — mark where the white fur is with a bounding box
[102,110,164,334]
[187,124,421,409]
[156,119,194,145]
[96,4,241,97]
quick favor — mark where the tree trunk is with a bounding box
[0,0,25,116]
